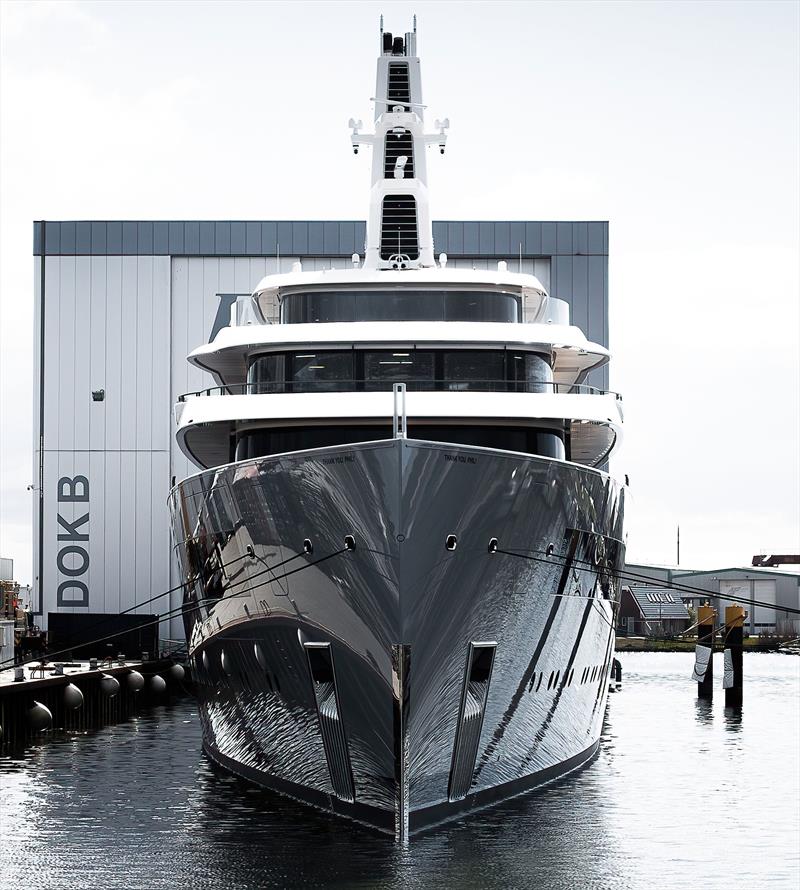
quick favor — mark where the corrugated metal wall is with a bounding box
[33,220,607,639]
[35,256,173,634]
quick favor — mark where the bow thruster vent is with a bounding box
[448,642,497,801]
[304,642,356,802]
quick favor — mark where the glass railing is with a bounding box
[234,294,267,325]
[178,380,621,402]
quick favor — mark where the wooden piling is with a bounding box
[724,604,745,708]
[697,604,715,698]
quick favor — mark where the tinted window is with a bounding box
[443,351,505,391]
[281,290,520,324]
[245,349,554,394]
[508,352,553,393]
[355,291,441,321]
[236,426,387,460]
[290,352,354,392]
[247,354,285,394]
[283,292,357,323]
[236,424,565,461]
[444,292,517,322]
[364,351,435,391]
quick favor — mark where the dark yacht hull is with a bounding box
[170,439,625,837]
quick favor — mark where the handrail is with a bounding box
[177,380,622,402]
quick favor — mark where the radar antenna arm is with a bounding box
[426,117,450,154]
[348,117,375,154]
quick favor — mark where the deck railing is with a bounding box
[178,380,621,402]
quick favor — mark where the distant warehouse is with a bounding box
[624,563,800,636]
[32,219,610,640]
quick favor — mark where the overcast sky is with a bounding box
[1,0,798,585]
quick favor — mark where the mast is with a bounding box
[350,18,449,270]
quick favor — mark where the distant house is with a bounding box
[618,586,691,637]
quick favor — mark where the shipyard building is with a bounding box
[32,219,609,639]
[624,563,800,636]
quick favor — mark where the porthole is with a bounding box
[536,673,543,691]
[547,671,554,690]
[528,672,536,692]
[254,642,267,670]
[221,649,232,676]
[568,668,574,686]
[554,670,560,688]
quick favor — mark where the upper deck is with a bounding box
[245,266,549,325]
[190,264,598,385]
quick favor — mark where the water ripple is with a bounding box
[0,653,797,889]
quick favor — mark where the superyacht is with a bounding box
[171,20,626,839]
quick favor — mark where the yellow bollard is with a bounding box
[724,604,746,708]
[696,604,715,698]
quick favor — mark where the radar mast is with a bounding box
[350,18,449,270]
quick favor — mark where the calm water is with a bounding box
[0,652,798,890]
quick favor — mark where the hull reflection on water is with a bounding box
[170,439,625,836]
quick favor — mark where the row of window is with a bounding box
[280,289,523,324]
[246,348,553,394]
[528,662,609,693]
[234,424,566,462]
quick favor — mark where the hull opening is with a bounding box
[448,642,497,802]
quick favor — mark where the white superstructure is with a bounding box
[174,22,622,475]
